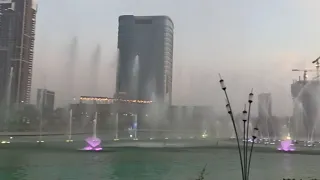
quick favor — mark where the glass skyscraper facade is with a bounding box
[0,0,37,104]
[116,15,174,105]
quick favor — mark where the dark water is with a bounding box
[0,148,319,180]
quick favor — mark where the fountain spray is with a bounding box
[4,67,13,131]
[133,114,138,140]
[37,89,44,143]
[66,109,73,142]
[114,113,119,141]
[0,67,13,144]
[83,112,102,151]
[93,112,97,139]
[219,74,258,180]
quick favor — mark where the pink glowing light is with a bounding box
[83,146,93,150]
[83,137,102,151]
[278,139,295,152]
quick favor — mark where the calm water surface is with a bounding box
[0,148,319,180]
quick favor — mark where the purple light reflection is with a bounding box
[83,137,102,151]
[278,139,295,152]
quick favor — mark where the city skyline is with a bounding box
[30,0,320,116]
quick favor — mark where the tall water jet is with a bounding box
[291,79,320,143]
[128,114,138,140]
[37,89,44,143]
[228,122,236,138]
[292,100,305,140]
[258,93,273,140]
[131,55,139,99]
[149,91,158,135]
[4,67,13,130]
[66,109,73,142]
[83,112,102,151]
[215,121,221,138]
[201,117,208,138]
[89,44,101,95]
[83,45,101,129]
[93,113,97,138]
[1,67,13,143]
[65,37,78,104]
[114,113,119,141]
[133,114,138,140]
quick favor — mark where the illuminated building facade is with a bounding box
[69,96,214,137]
[116,15,174,105]
[0,0,37,104]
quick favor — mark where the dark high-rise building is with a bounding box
[37,89,55,112]
[116,15,174,105]
[0,0,37,105]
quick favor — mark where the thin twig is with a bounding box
[247,140,255,180]
[196,164,207,180]
[225,91,245,180]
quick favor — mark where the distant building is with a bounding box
[37,89,55,112]
[0,0,37,104]
[116,15,174,105]
[69,96,214,136]
[258,93,274,138]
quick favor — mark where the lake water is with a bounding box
[0,146,319,180]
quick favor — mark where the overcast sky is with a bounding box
[31,0,320,116]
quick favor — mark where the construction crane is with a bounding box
[292,69,317,81]
[312,56,320,81]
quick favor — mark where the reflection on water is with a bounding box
[283,154,292,175]
[1,148,320,180]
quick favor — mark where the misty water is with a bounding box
[4,0,320,180]
[1,147,319,180]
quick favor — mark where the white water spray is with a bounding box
[93,112,98,139]
[4,67,13,129]
[66,109,73,142]
[37,89,44,143]
[133,114,138,140]
[114,113,119,140]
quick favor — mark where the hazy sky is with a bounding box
[31,0,320,116]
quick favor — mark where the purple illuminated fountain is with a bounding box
[277,136,295,152]
[83,136,102,151]
[83,113,102,151]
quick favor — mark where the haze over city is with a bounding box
[3,1,320,179]
[32,0,320,116]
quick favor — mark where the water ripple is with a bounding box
[0,148,320,180]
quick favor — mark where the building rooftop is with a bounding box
[119,15,174,27]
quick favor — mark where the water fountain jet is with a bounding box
[83,112,102,151]
[66,109,73,143]
[4,67,13,129]
[37,89,44,143]
[113,113,119,141]
[133,114,138,140]
[1,67,13,144]
[277,134,295,152]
